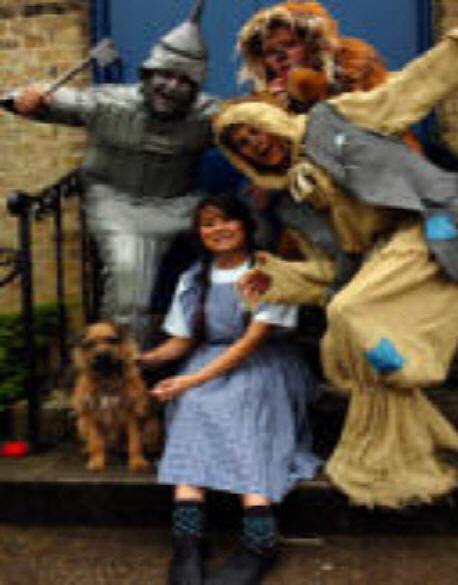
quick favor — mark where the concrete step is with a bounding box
[0,443,457,535]
[2,381,457,533]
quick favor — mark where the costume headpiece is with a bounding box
[237,2,340,90]
[140,0,208,85]
[213,97,306,190]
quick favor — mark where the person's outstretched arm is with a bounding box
[151,321,274,402]
[237,252,335,306]
[5,82,108,127]
[330,28,458,135]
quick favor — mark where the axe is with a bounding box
[0,37,119,108]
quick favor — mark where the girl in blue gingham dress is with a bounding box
[141,194,321,585]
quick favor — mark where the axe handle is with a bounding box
[45,57,92,94]
[0,58,91,110]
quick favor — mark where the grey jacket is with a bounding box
[305,102,458,281]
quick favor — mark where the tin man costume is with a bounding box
[5,0,218,345]
[213,29,458,508]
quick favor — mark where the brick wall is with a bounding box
[0,0,89,317]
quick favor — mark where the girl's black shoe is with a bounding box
[168,533,205,585]
[205,544,276,585]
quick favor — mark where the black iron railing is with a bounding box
[1,170,96,447]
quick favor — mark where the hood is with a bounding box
[213,97,306,190]
[140,0,207,86]
[237,1,340,90]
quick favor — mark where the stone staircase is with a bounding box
[1,348,457,531]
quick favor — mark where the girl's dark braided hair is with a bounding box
[192,193,257,343]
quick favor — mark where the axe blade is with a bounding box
[90,38,120,67]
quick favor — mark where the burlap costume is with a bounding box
[5,1,218,345]
[214,30,458,508]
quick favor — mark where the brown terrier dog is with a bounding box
[72,322,152,472]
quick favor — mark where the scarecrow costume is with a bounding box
[214,30,458,508]
[6,0,217,345]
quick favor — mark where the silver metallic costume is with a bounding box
[18,1,218,345]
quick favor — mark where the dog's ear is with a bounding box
[112,322,139,361]
[72,331,87,346]
[113,322,131,342]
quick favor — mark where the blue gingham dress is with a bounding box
[157,261,321,502]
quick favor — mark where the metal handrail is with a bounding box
[0,247,21,286]
[2,169,93,447]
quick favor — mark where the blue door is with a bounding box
[94,0,432,97]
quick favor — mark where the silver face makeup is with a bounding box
[143,69,196,120]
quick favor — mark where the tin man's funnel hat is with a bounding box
[140,0,207,85]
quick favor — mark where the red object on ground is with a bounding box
[0,440,29,457]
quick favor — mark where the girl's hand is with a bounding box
[237,253,272,302]
[150,375,196,402]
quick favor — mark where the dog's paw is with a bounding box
[87,454,106,472]
[128,455,149,472]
